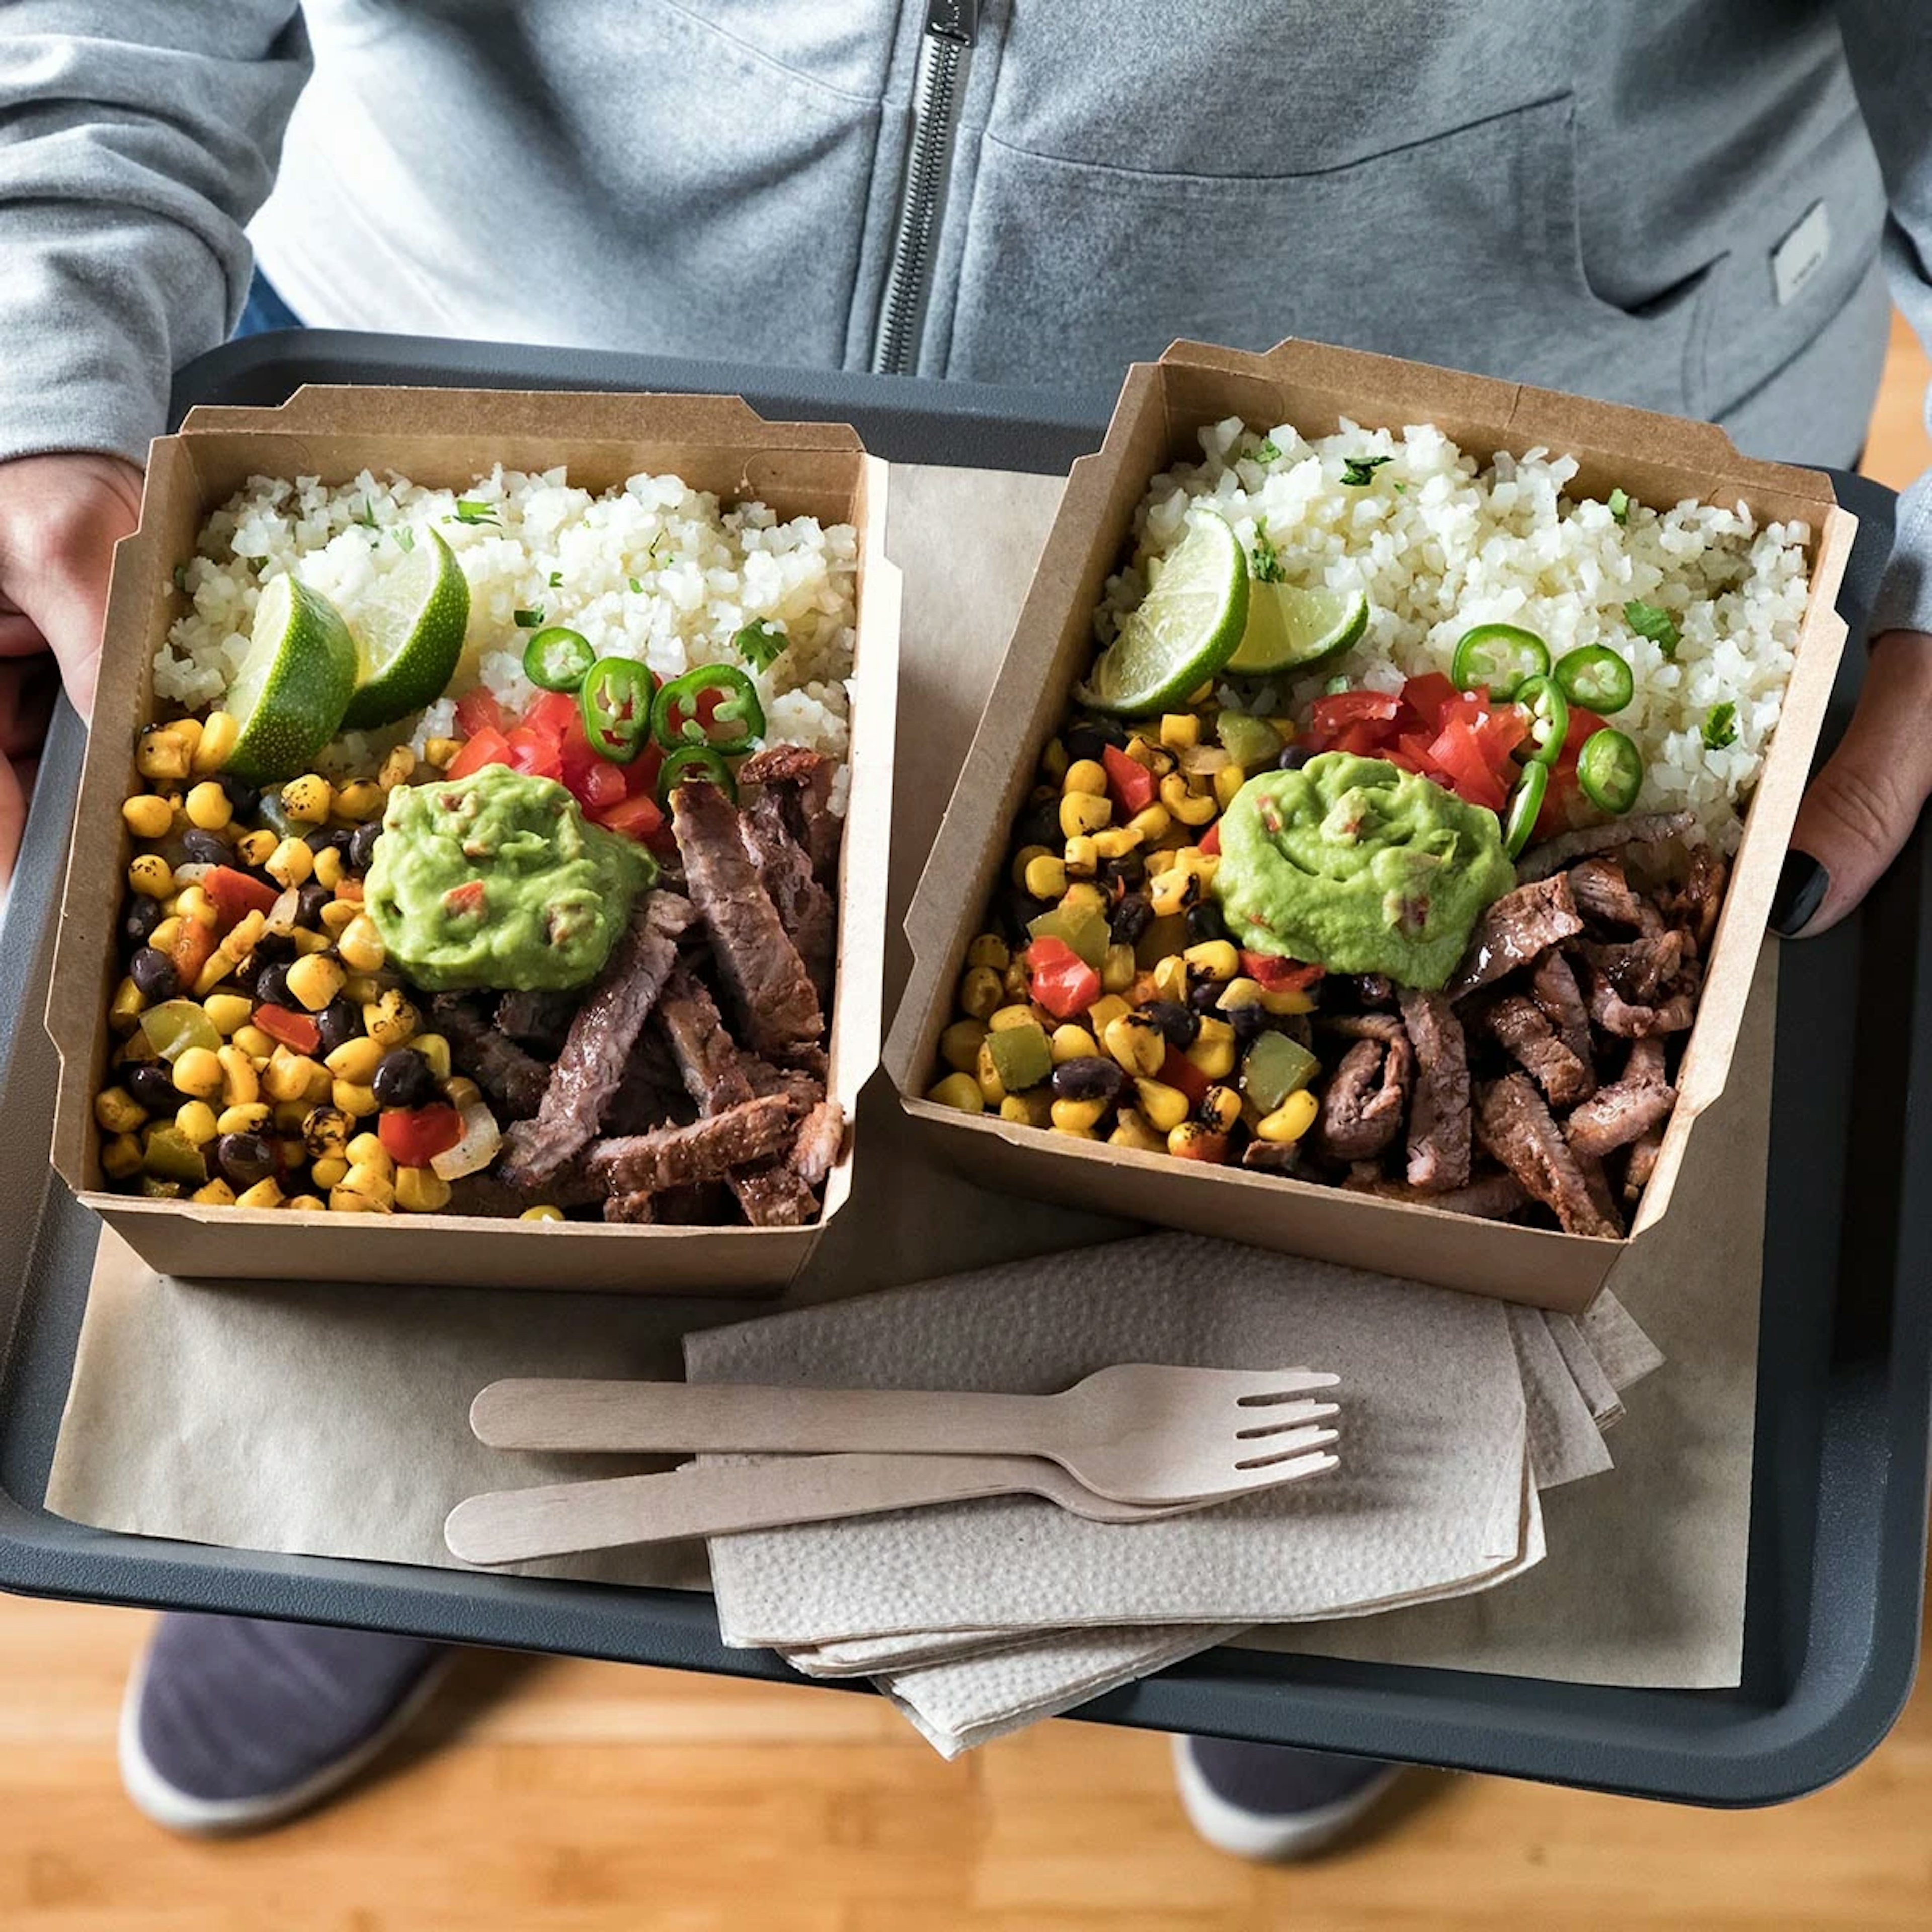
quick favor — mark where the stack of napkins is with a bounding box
[684,1233,1661,1756]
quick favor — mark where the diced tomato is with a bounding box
[256,1004,321,1055]
[1160,1046,1210,1106]
[505,725,564,782]
[519,690,579,741]
[1336,721,1389,758]
[378,1103,464,1167]
[205,864,280,931]
[446,727,512,780]
[1309,689,1401,736]
[443,880,487,918]
[168,915,217,989]
[1199,822,1220,858]
[591,793,666,842]
[1400,672,1458,731]
[1535,763,1584,842]
[1426,717,1509,813]
[1101,742,1157,818]
[454,690,504,738]
[1393,731,1438,771]
[1240,952,1323,993]
[625,741,665,797]
[1026,936,1100,1020]
[576,758,629,809]
[1564,705,1608,758]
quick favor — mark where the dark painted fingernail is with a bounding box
[1769,850,1828,936]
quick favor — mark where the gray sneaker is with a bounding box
[119,1614,454,1836]
[1172,1736,1405,1861]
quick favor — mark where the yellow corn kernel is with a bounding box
[230,1024,275,1062]
[202,993,252,1038]
[1214,764,1247,809]
[1061,882,1106,917]
[303,1105,352,1160]
[1023,852,1067,900]
[280,774,332,824]
[102,1132,145,1180]
[182,780,233,832]
[958,964,1004,1021]
[1168,1121,1230,1162]
[263,1047,325,1104]
[1049,1024,1099,1064]
[216,1102,271,1137]
[1215,976,1264,1011]
[311,845,344,891]
[346,1132,394,1178]
[1100,943,1137,994]
[1086,994,1130,1035]
[191,709,239,773]
[1133,1078,1190,1133]
[927,1071,984,1113]
[1091,826,1140,860]
[278,1136,308,1172]
[1125,735,1175,776]
[1159,773,1217,826]
[1142,848,1176,879]
[340,973,380,1008]
[191,946,239,999]
[1257,1089,1320,1143]
[135,726,191,782]
[236,827,279,868]
[170,716,203,764]
[94,1086,147,1134]
[215,1044,260,1108]
[965,933,1011,972]
[973,1039,1006,1106]
[1059,792,1112,839]
[1149,866,1203,918]
[334,779,385,822]
[310,1155,349,1191]
[271,1099,310,1135]
[317,899,358,938]
[333,1079,380,1118]
[120,793,173,840]
[1159,713,1201,751]
[1010,844,1052,890]
[170,1046,223,1101]
[265,835,314,889]
[1050,1096,1107,1134]
[336,913,386,973]
[1102,1012,1166,1079]
[1109,1108,1167,1153]
[1039,737,1069,782]
[988,1004,1036,1033]
[285,952,345,1013]
[1151,954,1188,1004]
[938,1019,987,1074]
[321,1035,381,1084]
[1183,939,1239,982]
[441,1078,482,1114]
[395,1165,452,1213]
[108,977,146,1034]
[999,1091,1054,1129]
[378,745,416,791]
[1124,802,1173,846]
[286,1194,326,1212]
[291,928,334,956]
[331,1165,395,1214]
[174,1099,219,1147]
[1062,834,1100,880]
[363,990,417,1051]
[519,1203,565,1222]
[127,853,174,899]
[191,1177,238,1208]
[409,1032,452,1082]
[1001,958,1031,1003]
[1261,985,1319,1016]
[1188,1017,1237,1082]
[235,1176,286,1211]
[422,737,462,772]
[175,884,219,930]
[1062,757,1108,798]
[1199,1084,1243,1133]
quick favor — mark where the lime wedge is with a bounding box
[1226,582,1370,676]
[224,575,359,784]
[341,527,471,731]
[1077,511,1249,715]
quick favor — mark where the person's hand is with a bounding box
[1774,627,1932,935]
[0,452,144,889]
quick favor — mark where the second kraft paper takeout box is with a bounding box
[46,386,899,1293]
[883,338,1857,1314]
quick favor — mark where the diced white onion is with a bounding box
[431,1102,502,1180]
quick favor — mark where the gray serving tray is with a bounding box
[0,335,1921,1804]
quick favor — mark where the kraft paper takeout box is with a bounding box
[884,338,1856,1314]
[48,386,899,1293]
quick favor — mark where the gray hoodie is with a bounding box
[1,2,1927,631]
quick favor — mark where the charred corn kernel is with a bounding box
[1011,844,1051,889]
[336,913,385,973]
[310,1155,349,1191]
[303,1105,352,1159]
[1215,976,1263,1011]
[280,774,332,824]
[1050,1024,1099,1063]
[1103,1012,1166,1079]
[1023,852,1067,900]
[1127,735,1176,776]
[216,1102,271,1137]
[346,1132,394,1177]
[322,1035,381,1085]
[1149,866,1200,917]
[170,1046,223,1101]
[377,745,416,791]
[1199,1084,1243,1133]
[1151,954,1189,1003]
[988,1004,1036,1033]
[290,928,334,956]
[311,845,344,890]
[216,1044,260,1107]
[102,1131,145,1180]
[1050,1096,1107,1133]
[331,1164,395,1214]
[1214,765,1248,809]
[334,779,385,822]
[1086,993,1130,1034]
[190,709,238,773]
[519,1203,565,1222]
[231,1024,275,1062]
[183,780,233,832]
[1000,1091,1054,1129]
[235,1176,286,1211]
[175,884,219,929]
[1183,939,1239,982]
[1092,825,1141,861]
[189,947,235,999]
[1063,758,1108,798]
[1100,943,1137,994]
[263,1048,325,1104]
[1062,834,1100,879]
[204,993,252,1038]
[191,1177,238,1208]
[1256,1090,1319,1143]
[958,964,1003,1021]
[408,1033,452,1082]
[1124,802,1173,845]
[236,827,278,867]
[1133,1077,1190,1133]
[109,976,146,1033]
[127,853,174,899]
[939,1019,987,1074]
[1059,792,1112,839]
[1040,737,1070,782]
[965,933,1011,972]
[362,990,417,1051]
[973,1039,1006,1106]
[333,1079,379,1118]
[320,899,360,938]
[1168,1122,1230,1162]
[442,1078,481,1115]
[340,972,380,1007]
[1159,713,1201,751]
[422,737,462,771]
[174,1099,219,1147]
[1159,773,1217,825]
[120,793,173,840]
[1188,1016,1237,1081]
[136,727,191,782]
[927,1072,984,1113]
[287,1194,325,1212]
[1109,1108,1167,1153]
[285,952,345,1013]
[94,1084,150,1138]
[395,1165,452,1213]
[265,836,313,889]
[271,1100,310,1135]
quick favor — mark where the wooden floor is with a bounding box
[0,323,1925,1930]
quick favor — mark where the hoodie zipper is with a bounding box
[871,0,978,376]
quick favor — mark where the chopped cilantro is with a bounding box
[1248,519,1284,584]
[1608,487,1630,525]
[1703,702,1738,750]
[1392,480,1407,492]
[1249,436,1281,465]
[391,526,415,553]
[1340,455,1393,487]
[354,501,379,530]
[627,577,645,595]
[733,619,787,673]
[451,499,500,526]
[172,563,190,594]
[513,607,545,629]
[1624,598,1681,657]
[548,570,562,588]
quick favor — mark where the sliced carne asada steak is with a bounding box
[1484,993,1594,1108]
[602,1032,695,1137]
[1567,856,1650,930]
[789,1098,847,1189]
[587,1093,797,1195]
[1584,969,1696,1039]
[1447,874,1584,1000]
[1513,811,1697,882]
[1399,988,1471,1193]
[1580,930,1686,1005]
[1572,1148,1625,1235]
[1566,1037,1675,1158]
[729,1162,819,1227]
[672,780,825,1064]
[740,787,837,1006]
[1315,1035,1412,1162]
[1242,1140,1305,1176]
[498,891,696,1187]
[1623,1121,1665,1202]
[1474,1074,1621,1238]
[428,994,552,1120]
[601,1183,722,1227]
[1322,1012,1407,1044]
[744,1056,828,1113]
[1661,844,1728,953]
[1348,1170,1531,1220]
[494,988,579,1056]
[738,743,842,886]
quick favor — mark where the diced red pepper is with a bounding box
[168,915,217,989]
[505,724,564,782]
[591,793,666,842]
[378,1103,464,1167]
[1101,742,1157,818]
[1425,717,1509,812]
[446,727,512,780]
[1240,952,1323,992]
[454,689,504,739]
[1026,936,1100,1020]
[256,1004,321,1054]
[205,865,280,931]
[1160,1045,1210,1106]
[1199,822,1220,857]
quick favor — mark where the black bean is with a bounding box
[254,962,293,1007]
[215,1130,276,1189]
[348,823,382,873]
[1000,889,1053,944]
[315,995,362,1058]
[125,1062,179,1112]
[1051,1057,1126,1105]
[218,774,260,817]
[1276,743,1313,771]
[1190,982,1224,1014]
[1141,999,1200,1049]
[129,946,182,1001]
[295,882,332,927]
[1109,894,1154,946]
[252,931,297,966]
[1064,716,1128,763]
[1101,853,1146,891]
[119,896,164,954]
[372,1046,439,1110]
[1185,902,1230,944]
[1015,799,1063,852]
[180,828,231,867]
[1228,1004,1269,1045]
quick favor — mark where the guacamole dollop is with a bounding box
[365,761,654,992]
[1213,753,1515,990]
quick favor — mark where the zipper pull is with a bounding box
[925,0,977,45]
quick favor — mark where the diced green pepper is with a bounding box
[141,1124,209,1186]
[140,999,221,1064]
[1241,1031,1320,1113]
[1216,711,1281,769]
[137,1176,185,1199]
[1026,901,1110,971]
[986,1021,1053,1093]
